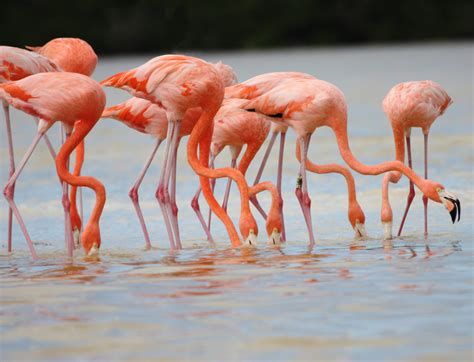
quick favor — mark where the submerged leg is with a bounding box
[3,121,52,260]
[397,136,416,236]
[250,131,278,219]
[423,133,429,236]
[3,103,15,253]
[295,134,316,246]
[156,121,176,249]
[130,139,162,249]
[277,132,286,242]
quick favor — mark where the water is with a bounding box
[1,42,473,361]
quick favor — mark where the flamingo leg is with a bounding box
[3,103,15,253]
[156,120,176,250]
[33,117,57,160]
[250,131,278,219]
[221,158,237,213]
[61,130,74,257]
[295,134,316,246]
[191,156,215,243]
[2,130,48,260]
[277,131,286,242]
[397,135,416,236]
[169,135,182,249]
[129,138,162,250]
[423,133,429,236]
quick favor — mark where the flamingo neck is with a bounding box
[237,142,261,176]
[56,120,105,241]
[332,122,425,189]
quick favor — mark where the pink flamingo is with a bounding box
[1,38,98,252]
[0,72,106,259]
[101,55,282,248]
[227,72,460,243]
[380,81,455,239]
[226,72,367,244]
[190,98,273,242]
[99,62,238,249]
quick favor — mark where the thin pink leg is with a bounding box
[277,131,286,242]
[191,186,215,243]
[3,131,48,260]
[129,139,162,249]
[295,134,316,246]
[423,133,429,236]
[33,118,57,160]
[250,131,278,219]
[169,135,182,249]
[61,130,74,257]
[220,158,237,213]
[397,136,415,236]
[155,121,176,249]
[3,103,15,253]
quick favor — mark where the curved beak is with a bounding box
[244,229,257,246]
[87,243,100,257]
[267,228,282,245]
[354,222,367,238]
[439,190,461,223]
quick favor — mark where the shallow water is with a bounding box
[1,42,473,361]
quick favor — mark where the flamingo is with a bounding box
[101,55,282,248]
[1,38,98,252]
[226,72,367,244]
[0,72,106,259]
[99,62,238,249]
[380,81,455,239]
[189,98,273,242]
[226,72,460,243]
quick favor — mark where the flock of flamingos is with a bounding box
[0,38,461,260]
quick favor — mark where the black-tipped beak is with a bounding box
[446,197,461,223]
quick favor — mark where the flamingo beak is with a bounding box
[354,221,367,238]
[439,190,461,223]
[87,243,99,257]
[267,228,282,245]
[73,228,81,248]
[244,229,257,246]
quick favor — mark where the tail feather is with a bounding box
[100,70,137,88]
[101,104,123,118]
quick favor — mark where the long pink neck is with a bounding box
[56,121,105,236]
[332,122,425,190]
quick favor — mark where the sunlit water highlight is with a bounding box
[1,42,473,361]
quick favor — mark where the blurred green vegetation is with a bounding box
[3,0,473,54]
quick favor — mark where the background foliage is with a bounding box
[3,0,473,53]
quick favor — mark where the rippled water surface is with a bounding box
[1,43,473,361]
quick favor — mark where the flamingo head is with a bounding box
[266,198,283,245]
[70,209,82,248]
[82,223,101,257]
[422,181,461,223]
[239,214,258,246]
[348,200,367,238]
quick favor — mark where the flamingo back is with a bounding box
[27,38,98,76]
[383,81,452,131]
[0,46,60,83]
[0,72,105,126]
[102,97,168,138]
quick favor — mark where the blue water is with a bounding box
[1,42,473,361]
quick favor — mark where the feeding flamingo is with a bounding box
[1,38,98,252]
[227,72,460,243]
[99,62,238,249]
[226,72,367,244]
[101,55,282,248]
[0,72,106,259]
[380,81,455,239]
[190,98,273,242]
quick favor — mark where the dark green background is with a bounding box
[3,0,473,54]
